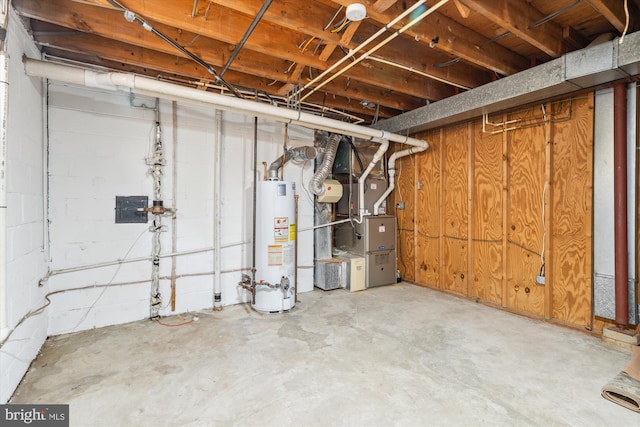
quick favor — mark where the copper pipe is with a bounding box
[614,82,629,325]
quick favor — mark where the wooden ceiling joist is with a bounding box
[460,0,566,57]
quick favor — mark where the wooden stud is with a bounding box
[544,104,553,320]
[439,128,446,291]
[467,121,475,297]
[502,115,509,308]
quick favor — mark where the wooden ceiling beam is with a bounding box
[587,0,631,33]
[329,0,529,76]
[459,0,565,57]
[31,23,423,114]
[15,0,453,102]
[207,0,486,90]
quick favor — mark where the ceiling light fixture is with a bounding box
[346,3,367,22]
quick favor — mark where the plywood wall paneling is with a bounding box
[506,108,546,316]
[544,115,554,320]
[439,128,446,290]
[443,124,469,294]
[395,95,596,331]
[502,121,509,308]
[415,130,441,286]
[395,143,416,281]
[551,96,594,329]
[472,120,503,305]
[467,122,475,297]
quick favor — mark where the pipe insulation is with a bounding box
[22,58,429,150]
[373,146,425,215]
[311,133,341,195]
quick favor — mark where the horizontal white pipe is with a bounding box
[23,59,428,149]
[41,247,216,281]
[373,147,425,215]
[298,217,352,232]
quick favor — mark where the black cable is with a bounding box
[106,0,243,98]
[347,137,365,174]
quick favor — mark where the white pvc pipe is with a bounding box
[0,51,8,341]
[213,109,222,310]
[22,59,428,150]
[373,147,425,215]
[355,140,389,223]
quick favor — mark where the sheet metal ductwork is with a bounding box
[311,133,341,196]
[268,146,318,181]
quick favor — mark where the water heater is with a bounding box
[254,180,296,313]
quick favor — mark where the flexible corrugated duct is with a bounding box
[268,146,318,181]
[310,133,341,195]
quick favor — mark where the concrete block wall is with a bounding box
[46,83,315,335]
[0,11,48,403]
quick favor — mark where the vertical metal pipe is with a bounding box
[213,109,223,310]
[170,100,178,311]
[251,116,258,304]
[614,82,629,325]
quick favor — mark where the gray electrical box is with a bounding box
[115,196,148,224]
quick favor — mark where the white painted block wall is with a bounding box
[46,84,315,336]
[0,11,48,403]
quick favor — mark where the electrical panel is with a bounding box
[115,196,148,224]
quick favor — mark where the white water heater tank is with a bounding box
[254,180,296,313]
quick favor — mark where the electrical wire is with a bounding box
[59,226,150,334]
[299,36,316,53]
[330,17,351,33]
[105,0,243,98]
[156,318,194,327]
[0,226,151,348]
[620,0,630,44]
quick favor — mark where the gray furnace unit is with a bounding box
[335,215,397,288]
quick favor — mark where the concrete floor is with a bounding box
[10,283,640,426]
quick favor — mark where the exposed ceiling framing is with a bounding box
[13,0,640,124]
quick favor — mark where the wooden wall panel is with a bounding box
[395,145,416,281]
[506,108,546,316]
[395,94,596,331]
[414,130,441,286]
[443,124,469,294]
[472,123,503,304]
[551,96,594,328]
